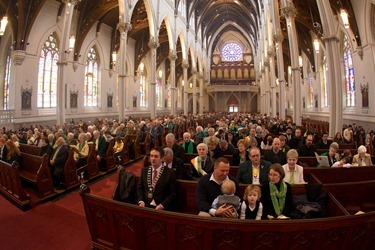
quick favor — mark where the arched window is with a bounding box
[322,56,328,107]
[3,50,11,110]
[177,84,182,108]
[84,47,99,107]
[221,42,243,62]
[37,33,59,108]
[139,74,147,107]
[343,35,355,107]
[156,78,162,107]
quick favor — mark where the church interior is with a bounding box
[1,0,375,249]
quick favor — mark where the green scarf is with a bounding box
[182,141,194,154]
[269,181,287,216]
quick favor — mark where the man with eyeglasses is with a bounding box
[236,147,271,185]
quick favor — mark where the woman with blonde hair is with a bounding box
[282,149,305,184]
[233,139,249,166]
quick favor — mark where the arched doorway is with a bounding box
[227,94,239,112]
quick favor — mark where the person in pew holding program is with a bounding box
[137,148,177,211]
[196,157,240,217]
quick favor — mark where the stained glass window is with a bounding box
[322,56,328,107]
[3,51,11,110]
[221,43,243,61]
[343,35,355,107]
[37,33,59,108]
[156,79,162,107]
[140,75,147,107]
[84,47,98,107]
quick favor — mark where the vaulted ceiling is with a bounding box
[0,0,361,76]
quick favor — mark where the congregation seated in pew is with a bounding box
[188,143,214,181]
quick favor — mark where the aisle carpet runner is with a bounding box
[0,161,143,250]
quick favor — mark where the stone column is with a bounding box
[268,47,277,118]
[316,0,343,137]
[117,22,131,121]
[264,59,271,115]
[199,72,204,114]
[169,51,177,115]
[56,0,77,125]
[192,68,197,114]
[281,1,302,125]
[182,60,189,115]
[271,0,286,119]
[148,37,159,119]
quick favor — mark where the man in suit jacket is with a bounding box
[189,143,215,180]
[165,133,185,161]
[49,137,69,189]
[162,147,185,179]
[352,145,373,166]
[93,130,107,170]
[137,148,177,211]
[236,147,271,185]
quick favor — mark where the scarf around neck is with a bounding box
[182,141,194,153]
[269,181,287,216]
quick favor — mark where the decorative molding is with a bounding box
[357,46,364,60]
[280,6,297,19]
[11,50,26,66]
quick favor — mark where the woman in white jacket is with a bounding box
[282,149,305,184]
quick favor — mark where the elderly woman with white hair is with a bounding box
[181,132,197,154]
[352,145,373,166]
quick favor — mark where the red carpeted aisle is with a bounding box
[0,160,142,250]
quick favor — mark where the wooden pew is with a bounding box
[19,152,55,199]
[139,132,151,155]
[316,149,357,156]
[19,143,41,156]
[105,139,116,172]
[126,134,142,160]
[86,143,99,179]
[63,148,79,190]
[80,184,375,250]
[120,137,130,165]
[324,180,375,214]
[305,166,375,184]
[0,161,31,211]
[298,157,318,168]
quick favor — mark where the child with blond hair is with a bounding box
[211,180,241,218]
[240,185,263,220]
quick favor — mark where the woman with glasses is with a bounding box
[261,163,294,219]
